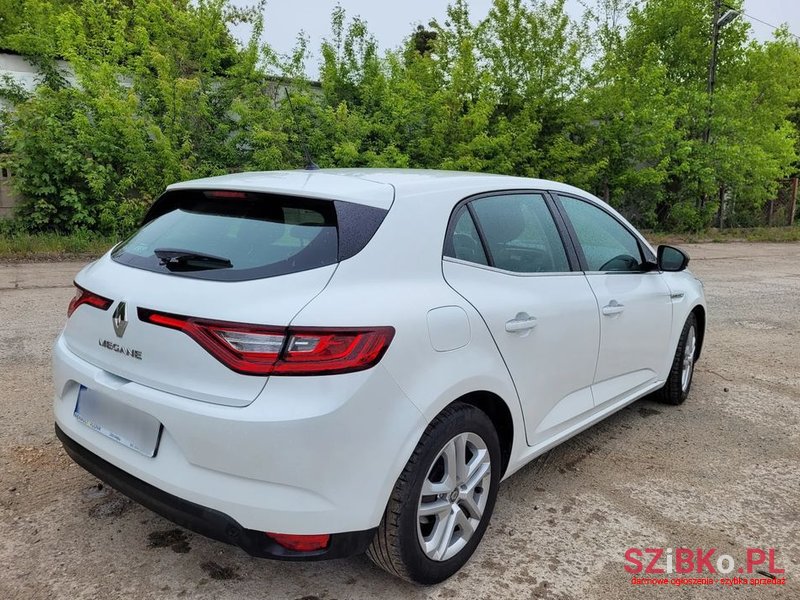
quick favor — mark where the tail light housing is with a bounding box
[67,284,113,317]
[138,308,394,376]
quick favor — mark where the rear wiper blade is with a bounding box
[154,248,233,271]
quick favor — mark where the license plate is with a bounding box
[74,386,163,457]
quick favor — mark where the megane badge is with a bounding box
[112,302,128,338]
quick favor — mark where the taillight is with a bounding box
[276,329,396,374]
[67,284,113,317]
[266,532,330,552]
[138,308,394,376]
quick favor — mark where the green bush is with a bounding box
[0,0,798,235]
[668,201,720,233]
[4,82,166,235]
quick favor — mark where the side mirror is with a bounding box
[657,245,689,272]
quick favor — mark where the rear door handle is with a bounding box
[505,313,538,333]
[602,301,625,316]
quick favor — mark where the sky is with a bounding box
[234,0,800,77]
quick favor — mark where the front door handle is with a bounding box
[602,300,625,316]
[505,312,538,333]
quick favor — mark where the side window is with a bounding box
[470,194,570,273]
[444,206,489,265]
[558,195,644,272]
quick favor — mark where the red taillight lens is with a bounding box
[67,284,113,317]
[277,329,395,374]
[138,308,394,376]
[140,310,285,375]
[266,532,330,552]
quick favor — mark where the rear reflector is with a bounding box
[266,532,331,552]
[67,284,113,317]
[138,308,394,376]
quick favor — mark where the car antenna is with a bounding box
[284,86,319,171]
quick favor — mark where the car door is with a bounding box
[554,194,673,406]
[442,192,600,447]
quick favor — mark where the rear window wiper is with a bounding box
[154,248,233,271]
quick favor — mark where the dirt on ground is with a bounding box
[0,242,798,600]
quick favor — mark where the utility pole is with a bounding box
[703,0,739,143]
[702,1,739,221]
[704,1,738,145]
[699,0,722,211]
[704,0,722,140]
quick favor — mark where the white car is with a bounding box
[53,169,705,584]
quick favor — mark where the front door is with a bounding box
[556,194,673,405]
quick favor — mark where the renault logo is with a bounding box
[112,302,128,338]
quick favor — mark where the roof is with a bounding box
[167,168,601,211]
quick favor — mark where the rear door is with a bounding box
[64,189,387,406]
[65,265,336,407]
[554,194,672,405]
[442,192,600,447]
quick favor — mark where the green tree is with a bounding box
[1,0,280,233]
[1,0,798,234]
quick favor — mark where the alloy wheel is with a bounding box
[681,325,696,393]
[416,432,491,562]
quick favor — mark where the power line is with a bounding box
[722,4,800,41]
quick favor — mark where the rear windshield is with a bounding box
[112,190,355,281]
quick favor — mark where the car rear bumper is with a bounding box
[52,334,426,537]
[55,423,375,560]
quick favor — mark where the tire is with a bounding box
[367,402,502,584]
[656,313,698,405]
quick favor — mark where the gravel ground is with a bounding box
[0,242,798,600]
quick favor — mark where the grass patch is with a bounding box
[645,226,800,246]
[0,232,118,261]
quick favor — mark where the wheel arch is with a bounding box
[446,391,514,477]
[690,304,706,361]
